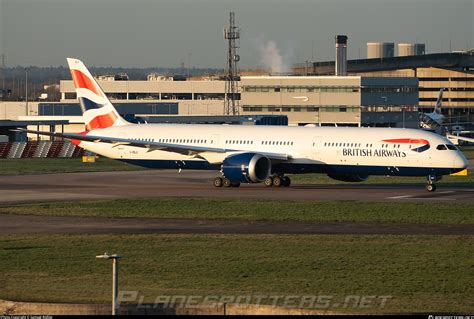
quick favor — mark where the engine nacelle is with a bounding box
[222,153,271,183]
[327,173,368,182]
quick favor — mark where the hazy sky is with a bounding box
[0,0,472,68]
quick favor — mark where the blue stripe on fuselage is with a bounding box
[119,159,459,177]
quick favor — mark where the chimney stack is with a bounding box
[335,35,348,76]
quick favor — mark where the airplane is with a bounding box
[16,58,469,192]
[420,88,474,145]
[420,88,445,127]
[446,132,474,145]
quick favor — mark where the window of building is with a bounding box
[194,93,225,100]
[245,86,256,92]
[161,93,192,100]
[64,92,77,99]
[450,77,474,81]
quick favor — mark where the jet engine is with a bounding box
[222,153,271,183]
[327,173,368,182]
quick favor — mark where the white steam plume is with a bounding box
[258,40,290,74]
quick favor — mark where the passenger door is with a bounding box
[311,136,322,160]
[210,134,220,148]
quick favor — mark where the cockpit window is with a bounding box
[446,144,457,150]
[436,144,447,150]
[411,144,430,152]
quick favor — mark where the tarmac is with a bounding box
[0,170,473,204]
[0,170,472,236]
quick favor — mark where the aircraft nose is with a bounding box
[454,153,468,170]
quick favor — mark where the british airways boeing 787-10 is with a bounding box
[18,58,468,192]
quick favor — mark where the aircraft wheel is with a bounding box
[231,181,241,188]
[264,176,273,187]
[426,184,436,192]
[222,178,232,187]
[282,176,291,187]
[273,176,282,187]
[213,177,223,187]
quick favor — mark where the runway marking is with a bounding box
[406,197,455,201]
[388,191,457,200]
[387,195,413,199]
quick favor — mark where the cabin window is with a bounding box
[446,144,457,150]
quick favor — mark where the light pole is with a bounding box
[25,67,28,115]
[402,107,405,128]
[96,252,122,315]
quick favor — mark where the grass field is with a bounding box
[1,149,473,313]
[0,234,471,313]
[0,158,143,175]
[0,198,473,224]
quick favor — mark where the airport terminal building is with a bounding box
[0,74,419,138]
[50,74,419,129]
[293,49,474,123]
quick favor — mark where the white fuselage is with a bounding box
[77,124,467,177]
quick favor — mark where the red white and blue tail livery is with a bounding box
[67,58,128,132]
[18,58,468,192]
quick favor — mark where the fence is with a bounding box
[0,141,85,159]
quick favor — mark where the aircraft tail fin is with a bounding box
[434,88,444,115]
[66,58,129,131]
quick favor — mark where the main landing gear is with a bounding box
[212,175,291,188]
[264,175,291,188]
[426,175,439,192]
[213,177,240,188]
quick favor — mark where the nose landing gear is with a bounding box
[426,175,440,192]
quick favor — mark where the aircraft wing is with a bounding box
[447,134,474,143]
[14,128,289,161]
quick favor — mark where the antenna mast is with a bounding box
[1,54,5,93]
[223,12,240,115]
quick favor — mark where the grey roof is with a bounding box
[0,120,70,127]
[301,52,474,75]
